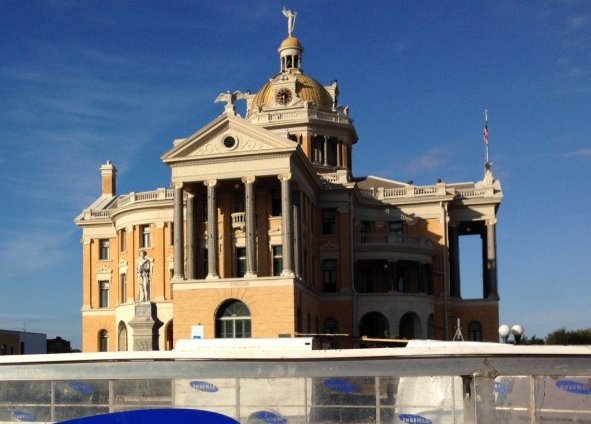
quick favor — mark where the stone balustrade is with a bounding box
[231,212,246,228]
[83,188,175,220]
[355,233,435,250]
[359,182,495,201]
[249,108,351,125]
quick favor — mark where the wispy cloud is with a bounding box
[568,13,591,30]
[564,147,591,158]
[402,147,450,176]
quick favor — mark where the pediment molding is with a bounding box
[163,115,296,163]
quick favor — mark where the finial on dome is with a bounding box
[282,7,297,37]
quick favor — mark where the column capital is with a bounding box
[278,173,292,182]
[186,192,195,199]
[486,219,498,226]
[204,179,218,187]
[242,176,256,185]
[173,182,184,190]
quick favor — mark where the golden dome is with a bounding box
[278,36,303,52]
[250,74,334,111]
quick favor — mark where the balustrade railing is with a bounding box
[231,212,246,228]
[249,108,351,125]
[356,233,434,249]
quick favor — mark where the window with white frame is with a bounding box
[98,330,109,352]
[99,239,110,260]
[140,225,151,248]
[272,245,283,276]
[99,280,109,308]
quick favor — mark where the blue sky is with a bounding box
[1,1,589,349]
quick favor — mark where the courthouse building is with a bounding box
[75,13,502,352]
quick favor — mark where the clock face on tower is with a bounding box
[275,88,292,105]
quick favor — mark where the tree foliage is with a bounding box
[545,328,591,345]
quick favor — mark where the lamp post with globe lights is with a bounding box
[499,324,524,344]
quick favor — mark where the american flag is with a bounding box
[482,111,489,145]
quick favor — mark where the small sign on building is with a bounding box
[191,324,204,340]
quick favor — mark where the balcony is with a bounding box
[231,212,246,229]
[354,233,436,260]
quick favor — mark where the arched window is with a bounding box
[468,321,483,341]
[117,322,127,352]
[323,318,339,334]
[98,330,109,352]
[399,312,422,340]
[215,300,251,338]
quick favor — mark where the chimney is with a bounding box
[100,160,117,196]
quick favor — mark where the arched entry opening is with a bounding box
[399,312,422,340]
[215,299,252,338]
[359,312,389,338]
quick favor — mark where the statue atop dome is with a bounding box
[282,7,297,37]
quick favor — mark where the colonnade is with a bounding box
[172,174,295,281]
[312,136,348,168]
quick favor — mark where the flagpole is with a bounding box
[483,109,490,166]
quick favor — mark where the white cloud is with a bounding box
[402,147,449,175]
[564,147,591,158]
[568,13,591,30]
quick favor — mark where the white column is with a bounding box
[173,185,185,280]
[279,174,294,276]
[243,176,257,278]
[186,192,195,279]
[205,180,219,279]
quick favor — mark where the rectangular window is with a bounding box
[272,246,283,276]
[271,190,281,217]
[169,222,174,245]
[119,274,127,304]
[120,229,126,252]
[236,247,246,278]
[140,225,151,248]
[322,209,337,235]
[99,281,109,308]
[323,259,337,292]
[99,239,110,260]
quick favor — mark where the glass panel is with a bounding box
[112,379,172,407]
[55,380,109,404]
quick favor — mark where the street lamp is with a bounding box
[499,324,524,344]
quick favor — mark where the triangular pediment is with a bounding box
[162,114,297,163]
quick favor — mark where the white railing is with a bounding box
[455,187,488,198]
[116,188,174,208]
[85,189,175,220]
[249,108,351,125]
[360,183,495,201]
[231,212,246,228]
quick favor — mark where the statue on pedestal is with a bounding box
[136,250,151,302]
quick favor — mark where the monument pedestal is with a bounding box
[128,302,162,351]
